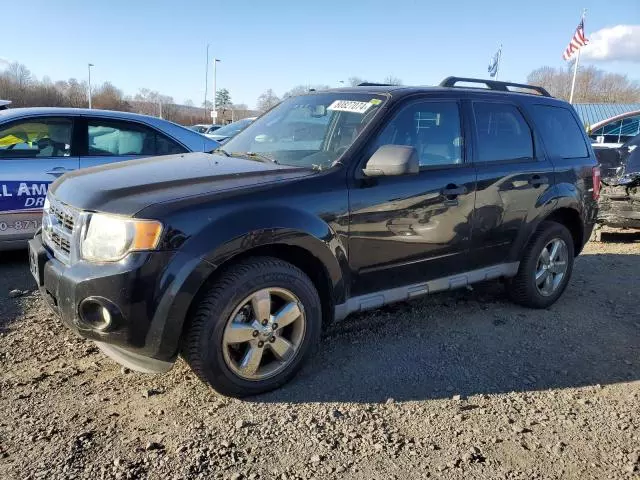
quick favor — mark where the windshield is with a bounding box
[222,93,387,168]
[213,118,254,137]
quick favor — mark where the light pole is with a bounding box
[212,58,220,122]
[87,63,94,109]
[204,44,209,120]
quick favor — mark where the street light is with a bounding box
[88,63,94,109]
[212,58,220,122]
[204,44,209,119]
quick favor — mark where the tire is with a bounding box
[507,221,575,309]
[181,256,322,397]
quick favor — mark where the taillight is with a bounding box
[592,166,601,201]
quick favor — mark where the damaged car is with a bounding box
[594,133,640,238]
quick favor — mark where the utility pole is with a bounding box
[212,58,220,122]
[204,44,209,120]
[88,63,94,109]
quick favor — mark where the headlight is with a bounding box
[80,213,162,262]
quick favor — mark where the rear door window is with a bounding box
[472,103,533,162]
[530,105,588,159]
[87,119,186,156]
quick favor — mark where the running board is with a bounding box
[334,262,519,321]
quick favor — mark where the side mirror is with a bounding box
[363,145,419,177]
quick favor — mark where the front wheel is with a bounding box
[507,221,575,308]
[181,257,322,397]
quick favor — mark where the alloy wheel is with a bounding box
[534,238,569,296]
[221,288,306,381]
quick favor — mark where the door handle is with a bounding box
[528,175,548,187]
[46,167,73,178]
[441,185,468,197]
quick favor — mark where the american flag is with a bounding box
[563,19,589,60]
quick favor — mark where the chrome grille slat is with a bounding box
[43,196,80,265]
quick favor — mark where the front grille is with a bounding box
[49,231,72,255]
[50,203,75,232]
[43,196,80,264]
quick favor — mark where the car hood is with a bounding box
[50,152,313,216]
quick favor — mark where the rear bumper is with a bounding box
[29,234,214,372]
[598,188,640,229]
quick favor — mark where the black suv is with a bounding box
[29,78,599,397]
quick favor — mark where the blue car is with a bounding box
[0,107,219,250]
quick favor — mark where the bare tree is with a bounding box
[383,75,403,86]
[6,62,32,89]
[527,65,640,103]
[282,84,331,98]
[92,82,130,111]
[256,89,280,112]
[184,99,195,107]
[348,76,367,86]
[66,79,89,107]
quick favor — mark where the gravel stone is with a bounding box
[1,241,638,480]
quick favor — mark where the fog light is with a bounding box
[100,306,112,325]
[78,297,121,332]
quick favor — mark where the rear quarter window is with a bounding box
[530,105,588,159]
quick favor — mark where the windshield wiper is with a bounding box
[211,147,230,157]
[232,151,279,164]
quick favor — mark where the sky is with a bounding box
[2,0,639,109]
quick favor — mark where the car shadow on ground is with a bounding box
[0,249,33,333]
[256,251,640,404]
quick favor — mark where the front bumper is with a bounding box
[29,234,185,373]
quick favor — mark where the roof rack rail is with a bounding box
[357,82,394,87]
[439,77,551,97]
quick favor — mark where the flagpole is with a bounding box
[569,9,586,104]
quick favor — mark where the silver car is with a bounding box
[0,107,219,250]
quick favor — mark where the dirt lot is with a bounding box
[1,233,639,480]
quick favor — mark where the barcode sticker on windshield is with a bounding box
[327,100,373,114]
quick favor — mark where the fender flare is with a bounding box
[151,206,349,359]
[507,184,584,262]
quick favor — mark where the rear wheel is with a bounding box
[507,221,575,308]
[181,257,322,397]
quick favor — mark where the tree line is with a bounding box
[3,60,639,125]
[255,76,404,112]
[0,62,249,125]
[527,64,640,103]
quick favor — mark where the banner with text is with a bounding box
[0,181,50,212]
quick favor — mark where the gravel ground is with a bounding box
[1,233,639,480]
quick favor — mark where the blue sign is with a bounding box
[0,181,51,213]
